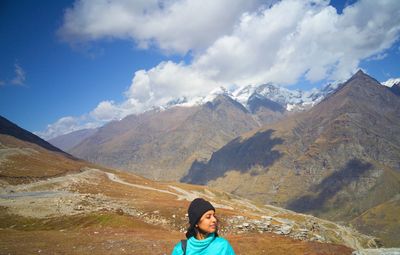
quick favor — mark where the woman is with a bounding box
[171,198,236,255]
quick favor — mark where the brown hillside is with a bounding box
[0,116,88,184]
[0,115,376,254]
[69,95,269,181]
[183,71,400,246]
[0,167,373,254]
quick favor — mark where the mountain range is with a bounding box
[0,115,378,254]
[183,71,400,246]
[47,71,400,246]
[49,79,342,181]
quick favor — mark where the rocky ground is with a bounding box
[0,167,380,254]
[352,249,400,255]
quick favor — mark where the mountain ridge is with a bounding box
[182,71,400,246]
[0,114,377,254]
[68,96,264,181]
[48,80,342,149]
[50,79,343,180]
[0,115,89,184]
[48,127,98,152]
[0,116,68,156]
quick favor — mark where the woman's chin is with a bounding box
[208,226,217,233]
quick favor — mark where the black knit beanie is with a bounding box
[188,198,215,230]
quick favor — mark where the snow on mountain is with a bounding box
[232,83,300,107]
[170,86,233,108]
[231,81,342,111]
[164,81,343,112]
[382,78,400,87]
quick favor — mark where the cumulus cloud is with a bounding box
[90,61,222,119]
[59,0,264,54]
[42,0,400,139]
[89,98,144,121]
[35,116,101,140]
[194,0,400,84]
[125,61,221,106]
[59,0,400,87]
[90,100,125,121]
[121,0,400,106]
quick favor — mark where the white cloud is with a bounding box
[368,53,388,61]
[90,61,222,120]
[90,100,124,121]
[59,0,264,54]
[89,98,142,121]
[11,62,26,86]
[123,0,400,108]
[194,0,400,84]
[35,116,101,140]
[125,61,221,106]
[38,61,223,139]
[59,0,400,86]
[43,0,400,139]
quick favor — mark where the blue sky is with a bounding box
[1,0,399,139]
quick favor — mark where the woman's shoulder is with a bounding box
[212,236,233,247]
[211,236,235,254]
[171,241,184,255]
[214,236,230,243]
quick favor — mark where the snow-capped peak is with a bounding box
[232,84,258,106]
[382,78,400,87]
[231,81,341,111]
[161,81,343,112]
[171,86,232,108]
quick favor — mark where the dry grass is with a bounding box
[0,166,362,254]
[0,212,354,255]
[0,130,372,255]
[351,196,400,247]
[229,233,353,255]
[0,134,87,184]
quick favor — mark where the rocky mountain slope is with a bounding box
[49,81,343,181]
[382,78,400,96]
[0,115,87,184]
[231,81,341,112]
[0,115,379,254]
[351,194,400,248]
[50,81,340,152]
[389,83,400,96]
[183,71,400,246]
[49,127,98,151]
[0,116,66,155]
[67,95,281,181]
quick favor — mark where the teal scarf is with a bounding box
[171,233,236,255]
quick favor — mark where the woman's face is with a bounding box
[197,210,218,234]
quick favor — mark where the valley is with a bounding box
[1,71,399,253]
[0,167,369,254]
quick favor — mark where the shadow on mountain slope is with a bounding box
[287,158,372,212]
[181,129,283,184]
[0,115,71,156]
